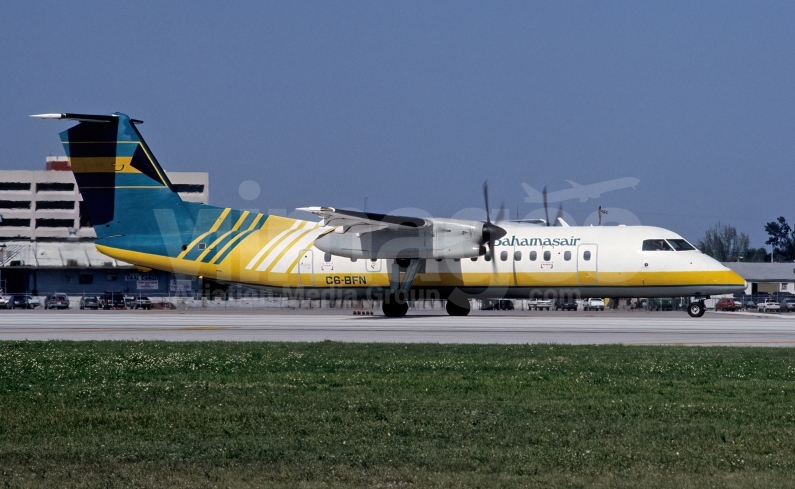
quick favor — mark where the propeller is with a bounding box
[482,181,507,270]
[541,185,565,226]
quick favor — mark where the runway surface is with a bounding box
[0,309,794,345]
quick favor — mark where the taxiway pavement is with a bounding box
[0,309,794,345]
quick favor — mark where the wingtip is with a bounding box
[29,113,64,119]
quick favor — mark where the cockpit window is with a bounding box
[642,239,673,251]
[667,239,696,251]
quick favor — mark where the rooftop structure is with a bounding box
[0,157,208,240]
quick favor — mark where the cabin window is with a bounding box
[543,250,551,261]
[642,239,673,251]
[453,258,460,262]
[530,251,537,261]
[500,251,508,261]
[350,257,357,262]
[484,252,492,262]
[564,251,571,261]
[471,257,478,261]
[667,239,696,251]
[324,252,331,262]
[514,251,522,261]
[583,250,591,261]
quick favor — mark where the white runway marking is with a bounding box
[0,310,794,345]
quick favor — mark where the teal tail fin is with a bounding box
[34,112,263,262]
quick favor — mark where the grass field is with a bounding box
[1,341,794,488]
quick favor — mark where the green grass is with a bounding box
[1,342,795,488]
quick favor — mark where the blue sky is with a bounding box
[1,1,793,246]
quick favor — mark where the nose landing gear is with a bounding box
[687,300,706,318]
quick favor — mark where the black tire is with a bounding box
[382,294,409,318]
[687,301,706,318]
[446,300,470,317]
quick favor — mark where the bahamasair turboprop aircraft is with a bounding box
[33,112,746,317]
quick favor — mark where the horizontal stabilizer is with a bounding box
[30,113,143,124]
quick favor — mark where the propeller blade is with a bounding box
[480,180,507,274]
[542,186,550,226]
[554,204,564,226]
[482,180,491,224]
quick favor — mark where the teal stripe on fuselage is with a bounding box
[199,213,264,263]
[181,209,246,261]
[237,212,257,230]
[209,216,268,264]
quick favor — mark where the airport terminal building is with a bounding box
[0,157,207,296]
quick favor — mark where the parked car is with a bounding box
[44,293,70,310]
[779,298,795,312]
[533,299,552,311]
[583,298,605,311]
[757,300,780,313]
[0,295,11,309]
[714,298,736,311]
[738,296,756,310]
[100,292,126,310]
[79,295,100,310]
[555,298,578,311]
[134,296,152,310]
[11,295,40,309]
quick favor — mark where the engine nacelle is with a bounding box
[314,219,483,259]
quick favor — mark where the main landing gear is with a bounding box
[687,300,706,318]
[382,258,421,318]
[445,299,471,316]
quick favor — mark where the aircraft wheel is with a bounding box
[446,300,470,317]
[382,294,408,318]
[687,301,706,318]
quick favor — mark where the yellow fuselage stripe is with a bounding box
[177,207,231,259]
[195,212,250,262]
[206,213,258,264]
[261,229,315,274]
[246,223,303,270]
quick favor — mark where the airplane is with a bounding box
[523,177,640,203]
[32,112,745,318]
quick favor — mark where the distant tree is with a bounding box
[743,247,770,263]
[764,216,795,262]
[697,222,750,262]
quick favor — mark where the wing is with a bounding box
[296,207,429,233]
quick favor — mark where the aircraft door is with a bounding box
[577,244,598,285]
[298,249,314,286]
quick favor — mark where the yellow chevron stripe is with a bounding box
[196,212,249,262]
[207,214,263,265]
[247,213,263,230]
[231,211,250,231]
[262,229,314,274]
[177,207,231,259]
[247,223,302,270]
[210,230,252,264]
